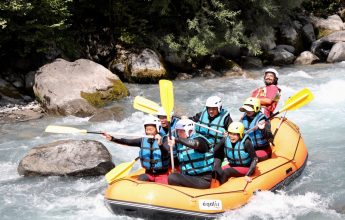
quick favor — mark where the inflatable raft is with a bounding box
[104,117,308,219]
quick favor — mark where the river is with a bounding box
[1,63,345,220]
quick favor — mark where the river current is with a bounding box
[1,63,345,220]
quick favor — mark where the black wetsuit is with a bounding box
[164,137,213,189]
[214,138,258,184]
[110,137,169,180]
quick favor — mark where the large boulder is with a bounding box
[278,22,304,52]
[266,48,296,65]
[294,51,319,65]
[311,31,345,61]
[110,48,168,83]
[34,59,129,117]
[310,15,345,38]
[327,42,345,63]
[17,140,115,177]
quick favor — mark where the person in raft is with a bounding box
[251,68,281,117]
[155,107,179,137]
[214,122,258,184]
[239,97,274,161]
[189,96,232,145]
[166,118,214,189]
[103,116,170,184]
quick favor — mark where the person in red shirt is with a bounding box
[251,68,281,117]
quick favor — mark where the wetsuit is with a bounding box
[214,137,258,184]
[110,137,169,184]
[166,135,214,189]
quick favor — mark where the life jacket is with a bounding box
[195,108,229,145]
[140,137,170,172]
[224,135,252,166]
[176,133,214,175]
[254,85,281,117]
[242,112,269,149]
[159,117,179,137]
[159,117,179,159]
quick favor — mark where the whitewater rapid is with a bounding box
[1,63,345,219]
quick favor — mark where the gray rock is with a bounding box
[25,71,36,90]
[175,72,193,80]
[302,23,316,44]
[18,139,115,177]
[127,49,167,83]
[241,56,263,69]
[33,58,129,117]
[294,51,319,65]
[310,15,345,32]
[276,45,296,54]
[311,31,345,61]
[327,42,345,63]
[267,48,296,65]
[279,23,301,49]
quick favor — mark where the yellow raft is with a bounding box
[104,118,308,219]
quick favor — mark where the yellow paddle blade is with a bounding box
[280,88,314,112]
[159,80,174,122]
[133,96,160,115]
[45,125,87,134]
[105,157,139,183]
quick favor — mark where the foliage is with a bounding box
[0,0,73,71]
[0,0,310,74]
[302,0,345,17]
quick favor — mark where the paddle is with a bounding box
[159,79,175,172]
[269,88,314,119]
[133,95,224,134]
[246,87,314,136]
[105,157,140,184]
[45,125,152,138]
[133,96,160,115]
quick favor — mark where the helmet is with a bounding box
[205,96,222,112]
[144,116,160,131]
[240,97,261,113]
[175,119,195,137]
[227,122,244,138]
[264,68,279,78]
[156,107,174,117]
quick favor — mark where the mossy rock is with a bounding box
[80,79,129,108]
[317,28,337,39]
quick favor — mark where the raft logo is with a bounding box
[198,199,222,210]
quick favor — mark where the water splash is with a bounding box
[220,191,341,220]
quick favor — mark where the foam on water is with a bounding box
[220,191,341,220]
[286,70,313,79]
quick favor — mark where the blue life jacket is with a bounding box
[195,108,229,145]
[159,117,179,159]
[241,112,269,149]
[176,133,214,175]
[140,137,170,171]
[159,117,179,137]
[224,135,252,166]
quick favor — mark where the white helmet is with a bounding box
[144,116,160,131]
[175,119,195,137]
[205,96,222,112]
[264,68,279,78]
[156,107,174,117]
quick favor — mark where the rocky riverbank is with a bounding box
[0,101,44,124]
